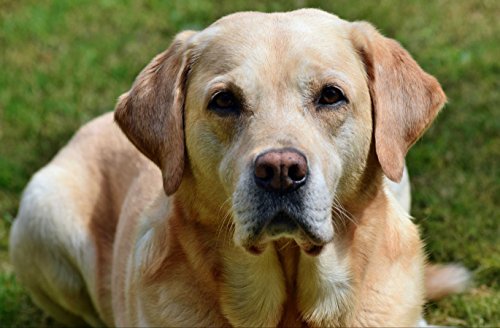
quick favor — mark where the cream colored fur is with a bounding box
[10,9,467,327]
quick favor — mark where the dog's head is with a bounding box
[115,9,445,255]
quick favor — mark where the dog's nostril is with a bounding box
[288,164,306,182]
[255,164,275,181]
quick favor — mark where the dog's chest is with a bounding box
[276,242,306,327]
[220,242,353,327]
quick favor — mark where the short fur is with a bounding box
[10,9,466,327]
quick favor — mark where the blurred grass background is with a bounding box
[0,0,498,326]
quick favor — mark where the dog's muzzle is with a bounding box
[232,147,334,256]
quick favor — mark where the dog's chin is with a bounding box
[237,212,333,257]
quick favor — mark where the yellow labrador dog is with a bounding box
[10,9,468,327]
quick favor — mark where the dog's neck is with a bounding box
[157,172,392,327]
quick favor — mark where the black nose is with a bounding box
[254,148,308,193]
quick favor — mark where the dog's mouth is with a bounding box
[232,166,335,257]
[242,211,331,256]
[267,212,299,236]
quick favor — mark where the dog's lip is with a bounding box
[241,212,331,256]
[265,212,300,235]
[265,212,331,246]
[244,243,267,255]
[243,238,325,257]
[297,241,325,256]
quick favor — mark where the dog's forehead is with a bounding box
[209,9,344,33]
[190,9,360,78]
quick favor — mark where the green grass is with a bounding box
[1,0,498,326]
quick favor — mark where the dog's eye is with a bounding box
[318,85,347,107]
[208,91,241,116]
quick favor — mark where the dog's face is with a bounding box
[184,12,372,254]
[115,9,445,255]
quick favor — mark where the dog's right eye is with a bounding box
[208,91,241,116]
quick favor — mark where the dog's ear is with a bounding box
[115,31,196,195]
[350,22,446,182]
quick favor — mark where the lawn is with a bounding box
[0,0,498,326]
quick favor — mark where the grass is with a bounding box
[1,0,498,326]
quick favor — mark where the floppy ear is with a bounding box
[115,31,196,195]
[350,22,446,182]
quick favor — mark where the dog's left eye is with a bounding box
[317,85,347,107]
[208,91,241,116]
